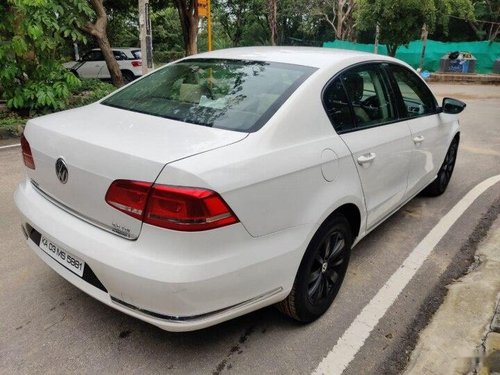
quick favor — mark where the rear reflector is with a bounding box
[105,180,152,220]
[105,181,239,231]
[131,60,142,67]
[20,134,35,169]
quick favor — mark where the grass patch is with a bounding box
[0,112,25,136]
[67,79,116,109]
[0,79,116,138]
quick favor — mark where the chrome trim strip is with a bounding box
[30,180,134,240]
[111,287,284,324]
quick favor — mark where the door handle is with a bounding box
[357,152,376,165]
[413,135,425,144]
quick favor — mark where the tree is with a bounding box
[172,0,199,55]
[356,0,436,56]
[107,8,140,47]
[0,0,90,112]
[82,0,124,87]
[311,0,356,41]
[433,0,474,36]
[469,0,499,42]
[150,5,184,62]
[213,0,265,47]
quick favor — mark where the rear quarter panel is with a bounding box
[155,69,367,238]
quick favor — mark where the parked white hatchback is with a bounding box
[63,47,143,82]
[16,47,465,332]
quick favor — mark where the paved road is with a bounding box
[1,84,499,374]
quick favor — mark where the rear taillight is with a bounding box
[144,185,239,231]
[20,134,35,169]
[131,60,142,67]
[105,180,239,231]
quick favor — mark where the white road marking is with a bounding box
[313,175,500,375]
[0,143,20,150]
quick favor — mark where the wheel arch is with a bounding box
[324,202,362,242]
[120,69,135,77]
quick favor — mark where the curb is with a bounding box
[404,215,500,374]
[428,73,500,85]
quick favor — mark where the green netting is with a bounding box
[323,39,500,73]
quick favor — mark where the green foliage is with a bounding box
[0,111,25,137]
[356,0,436,55]
[434,0,474,36]
[356,0,475,54]
[108,9,140,47]
[213,0,268,46]
[0,0,93,112]
[0,112,24,127]
[150,6,185,62]
[470,0,499,41]
[67,79,116,109]
[277,0,332,45]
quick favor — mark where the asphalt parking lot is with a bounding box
[1,83,499,374]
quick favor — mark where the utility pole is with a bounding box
[139,0,153,75]
[198,0,212,51]
[207,0,212,51]
[374,23,380,54]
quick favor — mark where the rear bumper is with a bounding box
[14,178,311,331]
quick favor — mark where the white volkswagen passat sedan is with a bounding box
[15,47,465,332]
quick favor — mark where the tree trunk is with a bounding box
[387,44,398,57]
[83,0,123,87]
[174,0,198,56]
[267,0,277,46]
[419,23,428,71]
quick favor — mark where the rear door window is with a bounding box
[341,65,397,129]
[131,50,142,59]
[83,51,104,61]
[113,51,127,60]
[323,77,355,132]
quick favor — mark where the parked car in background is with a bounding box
[17,47,465,332]
[63,47,142,83]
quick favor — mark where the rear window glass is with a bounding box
[101,59,315,132]
[131,50,141,59]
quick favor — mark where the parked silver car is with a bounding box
[63,47,142,82]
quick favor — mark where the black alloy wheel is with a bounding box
[424,138,459,196]
[276,214,352,323]
[307,230,348,306]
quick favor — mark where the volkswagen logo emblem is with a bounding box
[55,158,68,184]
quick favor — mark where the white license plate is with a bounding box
[39,236,85,277]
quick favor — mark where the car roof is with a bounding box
[189,46,398,69]
[90,47,139,51]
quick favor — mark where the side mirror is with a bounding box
[440,97,466,114]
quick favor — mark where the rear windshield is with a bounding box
[131,50,141,59]
[102,59,316,132]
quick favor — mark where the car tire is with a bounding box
[423,137,459,197]
[276,214,352,323]
[121,71,135,84]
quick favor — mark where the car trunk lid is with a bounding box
[24,103,247,239]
